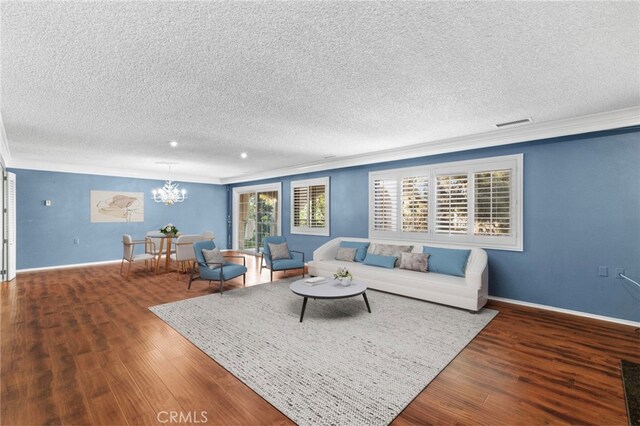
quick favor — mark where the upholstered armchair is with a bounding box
[260,236,305,282]
[189,240,247,294]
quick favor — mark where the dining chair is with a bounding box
[171,234,208,280]
[189,240,247,295]
[260,236,305,282]
[145,231,163,257]
[120,234,157,280]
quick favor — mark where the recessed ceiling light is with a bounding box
[169,140,178,147]
[240,152,248,159]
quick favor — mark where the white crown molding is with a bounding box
[8,159,224,185]
[222,106,640,184]
[488,296,640,328]
[0,111,12,168]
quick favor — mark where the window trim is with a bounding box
[369,154,523,251]
[290,177,330,236]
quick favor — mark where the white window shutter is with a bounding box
[293,186,308,227]
[373,178,398,232]
[474,169,512,236]
[401,175,429,233]
[435,174,468,235]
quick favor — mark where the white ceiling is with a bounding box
[1,1,638,184]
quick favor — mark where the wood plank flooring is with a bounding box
[2,253,638,425]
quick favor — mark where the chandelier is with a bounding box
[151,164,187,205]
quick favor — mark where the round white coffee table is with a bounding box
[290,278,371,322]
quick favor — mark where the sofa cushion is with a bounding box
[422,246,471,277]
[272,258,305,270]
[268,242,291,260]
[399,252,429,272]
[363,253,397,269]
[339,241,370,262]
[335,247,357,262]
[370,243,413,266]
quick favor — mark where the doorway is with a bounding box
[232,183,281,254]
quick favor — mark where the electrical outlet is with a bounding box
[598,266,608,277]
[615,268,625,279]
[73,238,80,245]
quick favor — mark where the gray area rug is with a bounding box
[150,278,498,425]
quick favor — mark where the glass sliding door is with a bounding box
[255,190,279,252]
[238,192,257,250]
[233,184,281,253]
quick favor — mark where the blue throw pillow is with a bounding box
[340,241,370,262]
[363,253,397,269]
[422,246,471,277]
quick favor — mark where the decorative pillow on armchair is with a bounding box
[202,248,224,269]
[268,242,291,260]
[398,252,429,272]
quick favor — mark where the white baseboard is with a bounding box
[488,296,640,328]
[17,259,121,273]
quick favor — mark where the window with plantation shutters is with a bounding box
[436,174,468,235]
[293,186,309,227]
[402,175,428,232]
[369,154,523,251]
[291,177,330,236]
[474,170,512,236]
[373,178,398,231]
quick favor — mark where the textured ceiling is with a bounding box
[1,1,638,183]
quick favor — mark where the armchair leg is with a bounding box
[188,264,196,290]
[220,278,224,295]
[243,274,246,287]
[270,269,273,282]
[259,254,264,273]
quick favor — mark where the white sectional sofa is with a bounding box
[307,237,489,312]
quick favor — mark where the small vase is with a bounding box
[339,277,352,287]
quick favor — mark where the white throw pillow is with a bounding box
[335,247,357,262]
[398,252,429,272]
[268,242,291,260]
[202,248,224,269]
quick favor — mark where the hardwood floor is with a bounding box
[2,253,638,425]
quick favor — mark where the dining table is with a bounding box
[146,231,177,274]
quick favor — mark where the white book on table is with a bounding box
[305,277,326,285]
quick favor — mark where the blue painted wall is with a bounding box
[11,128,639,321]
[230,128,640,322]
[12,170,228,269]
